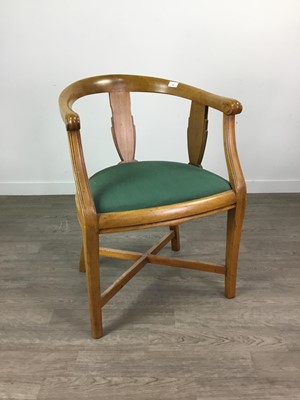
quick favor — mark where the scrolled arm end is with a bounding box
[222,100,243,115]
[65,113,81,131]
[59,87,81,131]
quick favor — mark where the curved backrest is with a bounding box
[59,74,242,165]
[59,74,242,129]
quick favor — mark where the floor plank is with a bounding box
[0,194,299,399]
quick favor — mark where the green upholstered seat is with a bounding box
[90,161,231,214]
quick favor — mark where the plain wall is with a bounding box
[1,0,300,194]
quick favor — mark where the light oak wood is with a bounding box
[59,74,242,131]
[99,204,235,234]
[225,206,244,298]
[98,190,236,232]
[100,246,225,275]
[170,225,180,251]
[101,254,148,307]
[223,115,246,198]
[79,244,85,272]
[223,115,246,298]
[101,232,174,306]
[100,247,142,260]
[148,254,225,274]
[59,74,246,338]
[82,227,102,338]
[187,102,208,166]
[109,91,136,162]
[67,130,101,336]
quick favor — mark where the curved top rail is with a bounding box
[59,74,242,131]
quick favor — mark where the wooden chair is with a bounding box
[59,74,246,338]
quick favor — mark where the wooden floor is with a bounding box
[0,194,299,399]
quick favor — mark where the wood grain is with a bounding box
[109,91,136,162]
[0,382,40,400]
[98,191,236,232]
[59,74,242,132]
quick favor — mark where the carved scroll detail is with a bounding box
[109,91,136,162]
[187,102,208,166]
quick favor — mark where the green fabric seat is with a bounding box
[90,161,231,214]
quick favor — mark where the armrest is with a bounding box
[196,90,242,115]
[155,79,242,115]
[59,75,242,126]
[223,115,246,199]
[59,89,81,131]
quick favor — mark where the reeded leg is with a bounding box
[82,228,103,338]
[169,225,180,252]
[225,205,245,299]
[79,244,86,272]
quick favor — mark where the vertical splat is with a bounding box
[187,102,208,166]
[109,91,136,162]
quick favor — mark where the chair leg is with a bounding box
[169,225,180,251]
[82,228,103,338]
[79,244,86,272]
[225,205,245,299]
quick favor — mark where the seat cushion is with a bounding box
[90,161,231,213]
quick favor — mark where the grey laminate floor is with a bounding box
[0,194,299,399]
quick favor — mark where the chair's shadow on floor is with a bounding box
[101,261,225,335]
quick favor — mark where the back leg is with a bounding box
[169,225,180,251]
[79,244,86,272]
